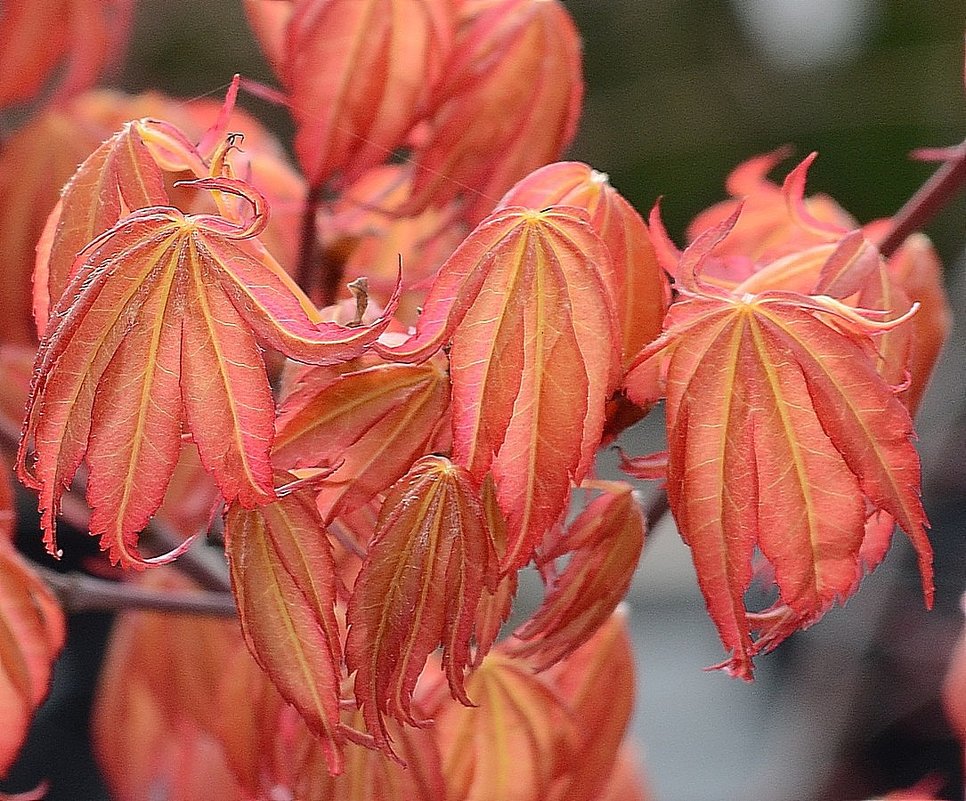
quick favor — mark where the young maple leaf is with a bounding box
[428,650,579,801]
[514,482,646,671]
[272,352,451,523]
[498,161,671,365]
[545,610,638,801]
[93,575,249,801]
[402,0,584,223]
[652,152,950,415]
[285,706,448,799]
[246,0,455,189]
[224,485,346,775]
[17,177,396,568]
[376,206,620,572]
[345,455,498,751]
[623,212,933,679]
[33,90,307,332]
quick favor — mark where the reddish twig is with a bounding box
[878,137,966,258]
[37,565,236,617]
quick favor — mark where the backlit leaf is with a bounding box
[431,650,577,801]
[630,304,929,676]
[625,233,932,677]
[263,0,454,188]
[499,161,670,364]
[345,455,498,749]
[514,484,645,670]
[93,576,247,801]
[376,206,619,571]
[18,177,395,567]
[546,610,637,801]
[404,0,583,222]
[225,487,345,774]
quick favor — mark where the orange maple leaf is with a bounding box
[624,212,933,678]
[345,455,498,751]
[17,177,395,568]
[514,482,646,670]
[376,206,620,572]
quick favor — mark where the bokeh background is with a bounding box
[2,1,965,800]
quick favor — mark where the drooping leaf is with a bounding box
[403,0,584,222]
[625,273,932,677]
[0,533,66,776]
[498,161,670,364]
[258,0,454,188]
[430,650,578,801]
[33,94,308,333]
[224,487,345,774]
[33,120,169,332]
[377,206,619,571]
[273,352,451,522]
[18,177,396,567]
[345,455,498,749]
[514,483,645,670]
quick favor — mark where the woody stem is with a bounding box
[36,565,236,617]
[878,138,966,258]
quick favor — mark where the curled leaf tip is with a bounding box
[175,176,269,239]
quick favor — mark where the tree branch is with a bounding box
[878,138,966,258]
[36,565,237,618]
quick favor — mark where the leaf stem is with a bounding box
[36,565,237,617]
[878,138,966,258]
[141,518,231,593]
[644,489,670,532]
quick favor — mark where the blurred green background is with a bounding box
[123,0,966,260]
